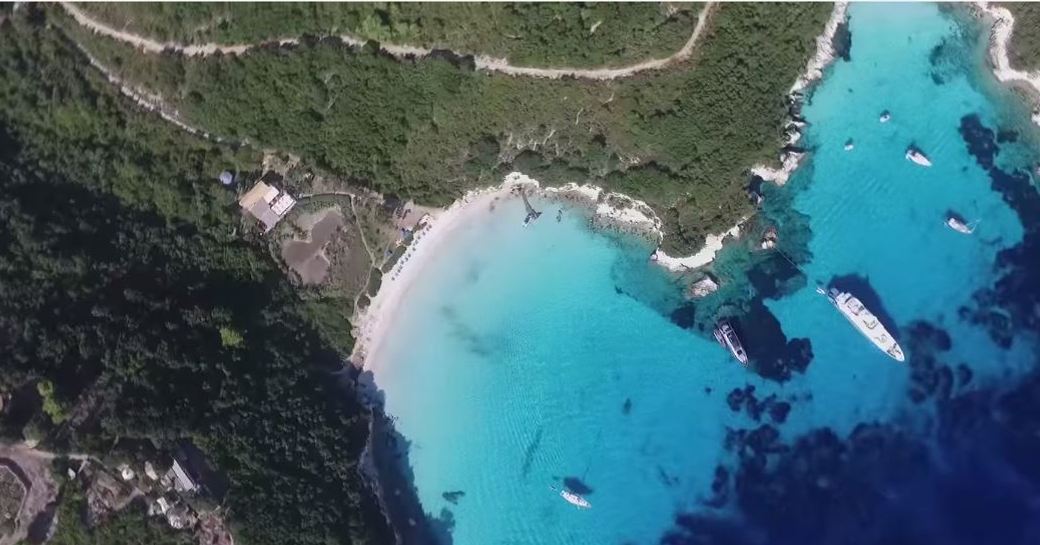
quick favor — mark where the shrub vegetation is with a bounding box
[61,2,833,253]
[77,2,701,68]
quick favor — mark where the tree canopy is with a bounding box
[0,11,391,545]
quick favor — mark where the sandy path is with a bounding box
[61,1,717,81]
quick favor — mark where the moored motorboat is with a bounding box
[905,145,932,167]
[713,320,749,365]
[879,110,892,123]
[816,286,905,362]
[945,214,976,234]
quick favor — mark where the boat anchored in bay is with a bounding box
[816,286,905,362]
[946,213,978,234]
[713,320,749,365]
[905,145,932,167]
[552,486,591,509]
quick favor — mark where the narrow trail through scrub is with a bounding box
[61,1,718,81]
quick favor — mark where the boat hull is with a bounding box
[817,287,905,362]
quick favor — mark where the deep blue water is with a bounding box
[369,4,1040,544]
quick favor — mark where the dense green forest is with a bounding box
[1004,3,1040,70]
[62,2,832,253]
[78,2,700,68]
[0,9,391,545]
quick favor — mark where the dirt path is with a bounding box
[0,444,64,545]
[66,34,237,144]
[61,1,717,81]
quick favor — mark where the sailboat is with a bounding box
[550,484,591,509]
[559,489,592,509]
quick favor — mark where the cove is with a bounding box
[369,4,1040,544]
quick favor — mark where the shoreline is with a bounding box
[750,1,850,186]
[974,2,1040,126]
[350,181,509,372]
[351,168,776,371]
[348,6,858,539]
[351,171,675,372]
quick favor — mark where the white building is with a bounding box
[238,181,297,233]
[165,460,197,494]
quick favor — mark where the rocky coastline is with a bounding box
[750,1,851,186]
[974,2,1040,127]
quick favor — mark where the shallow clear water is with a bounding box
[373,4,1039,544]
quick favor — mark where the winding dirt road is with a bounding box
[61,1,717,81]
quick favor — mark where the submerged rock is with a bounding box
[441,491,465,505]
[687,276,719,299]
[768,401,791,424]
[956,364,974,387]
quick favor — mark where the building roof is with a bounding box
[271,194,296,216]
[155,496,171,514]
[248,201,281,233]
[168,460,197,493]
[240,181,295,233]
[262,185,280,204]
[238,181,273,210]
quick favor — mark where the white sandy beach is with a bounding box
[351,171,748,371]
[351,182,516,373]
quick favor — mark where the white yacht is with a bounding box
[946,215,976,234]
[713,320,749,365]
[817,287,905,362]
[905,145,932,167]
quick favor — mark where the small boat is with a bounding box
[816,286,904,362]
[844,138,855,151]
[905,145,932,167]
[879,110,892,123]
[946,215,977,234]
[560,489,591,509]
[713,320,749,365]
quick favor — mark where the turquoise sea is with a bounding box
[371,4,1040,544]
